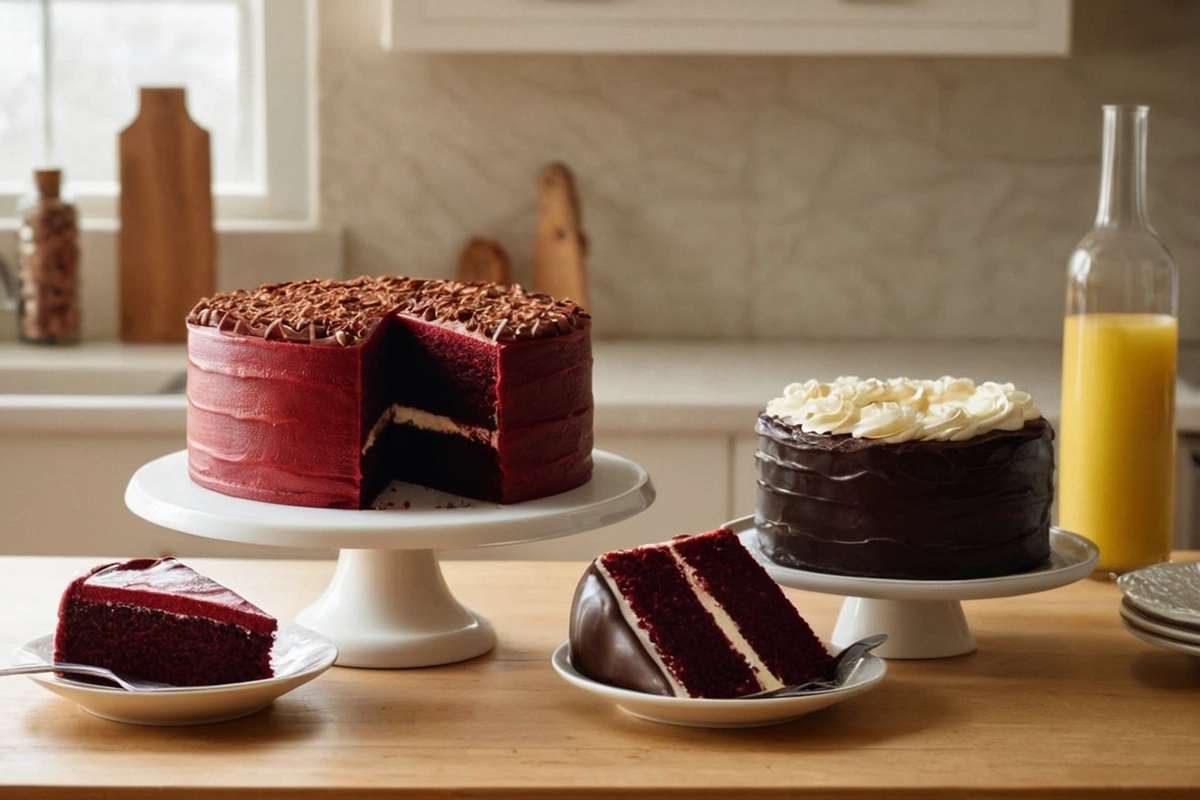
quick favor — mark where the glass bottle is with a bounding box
[16,168,81,344]
[1059,105,1178,575]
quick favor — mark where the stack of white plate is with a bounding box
[1117,561,1200,657]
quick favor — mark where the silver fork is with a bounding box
[742,633,888,699]
[0,663,172,691]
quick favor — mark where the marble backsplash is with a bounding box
[318,0,1200,343]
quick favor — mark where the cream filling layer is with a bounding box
[361,405,499,456]
[597,544,781,697]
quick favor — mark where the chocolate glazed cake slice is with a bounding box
[569,529,834,699]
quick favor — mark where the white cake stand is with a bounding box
[125,450,654,669]
[730,517,1098,660]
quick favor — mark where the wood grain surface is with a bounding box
[118,87,215,343]
[533,163,589,311]
[1,556,1198,799]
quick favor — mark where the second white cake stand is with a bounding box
[730,517,1098,659]
[126,450,654,669]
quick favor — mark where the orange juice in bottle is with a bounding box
[1059,313,1176,572]
[1058,106,1178,575]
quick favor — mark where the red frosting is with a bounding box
[187,324,370,508]
[60,558,277,636]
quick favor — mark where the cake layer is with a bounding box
[55,602,274,686]
[755,415,1055,580]
[389,316,499,427]
[671,532,832,687]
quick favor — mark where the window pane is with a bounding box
[51,0,251,186]
[0,0,46,185]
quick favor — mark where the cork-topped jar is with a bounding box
[17,169,80,344]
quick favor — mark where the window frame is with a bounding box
[0,0,315,224]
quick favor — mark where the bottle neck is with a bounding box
[1095,105,1150,229]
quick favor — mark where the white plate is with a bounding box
[11,622,338,725]
[1120,618,1200,658]
[1117,560,1200,628]
[550,641,886,729]
[735,522,1098,602]
[1119,600,1200,646]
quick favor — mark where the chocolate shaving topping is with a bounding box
[186,276,590,347]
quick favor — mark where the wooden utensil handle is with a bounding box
[533,162,589,310]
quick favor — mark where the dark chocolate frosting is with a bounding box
[568,564,672,696]
[755,415,1055,580]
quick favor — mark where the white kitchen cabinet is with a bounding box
[0,431,329,560]
[0,426,731,561]
[384,0,1071,56]
[731,434,760,523]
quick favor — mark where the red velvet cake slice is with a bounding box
[569,528,834,698]
[54,558,277,687]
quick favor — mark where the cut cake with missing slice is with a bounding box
[569,528,834,699]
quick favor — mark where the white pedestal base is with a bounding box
[295,549,496,668]
[832,598,976,659]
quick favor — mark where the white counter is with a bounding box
[3,338,1198,432]
[0,339,1196,560]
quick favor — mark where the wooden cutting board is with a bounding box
[118,87,215,343]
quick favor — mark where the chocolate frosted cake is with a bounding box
[569,528,834,699]
[187,276,593,508]
[755,377,1055,580]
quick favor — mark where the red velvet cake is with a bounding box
[186,276,593,508]
[54,558,277,687]
[569,528,834,699]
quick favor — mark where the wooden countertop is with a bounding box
[2,556,1199,799]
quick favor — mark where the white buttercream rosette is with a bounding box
[765,376,1041,444]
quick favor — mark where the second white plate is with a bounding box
[551,641,886,729]
[1120,618,1200,658]
[1119,600,1200,645]
[1117,560,1200,628]
[11,622,338,725]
